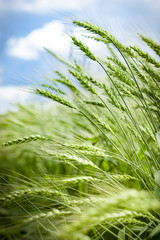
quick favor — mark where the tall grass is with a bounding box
[0,20,160,240]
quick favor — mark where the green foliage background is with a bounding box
[0,21,160,239]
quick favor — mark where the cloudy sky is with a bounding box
[0,0,160,113]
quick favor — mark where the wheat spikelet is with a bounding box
[142,64,160,82]
[84,100,105,108]
[113,78,139,98]
[95,210,151,224]
[140,34,160,57]
[69,70,97,95]
[83,74,103,89]
[110,174,137,181]
[67,197,105,205]
[71,36,97,61]
[107,57,127,71]
[76,149,106,157]
[1,135,46,147]
[89,112,114,134]
[56,144,106,156]
[102,84,125,111]
[42,84,65,95]
[55,70,78,92]
[129,61,148,84]
[35,88,76,109]
[56,153,99,169]
[1,187,67,203]
[106,61,136,87]
[24,208,71,223]
[57,176,102,185]
[64,143,105,153]
[131,46,160,68]
[73,21,134,57]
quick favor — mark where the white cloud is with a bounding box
[6,18,142,62]
[6,20,70,60]
[0,0,97,14]
[6,20,107,61]
[0,86,31,114]
[0,0,159,14]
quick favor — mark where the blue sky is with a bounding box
[0,0,160,113]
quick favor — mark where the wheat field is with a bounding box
[0,20,160,240]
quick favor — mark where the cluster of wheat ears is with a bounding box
[0,20,160,240]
